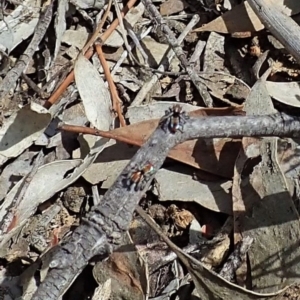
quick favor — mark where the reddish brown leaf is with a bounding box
[108,106,244,178]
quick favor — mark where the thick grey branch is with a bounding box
[247,0,300,63]
[181,112,300,140]
[32,111,300,299]
[31,1,300,296]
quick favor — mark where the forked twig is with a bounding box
[33,107,300,299]
[95,43,126,126]
[131,14,199,106]
[141,0,213,107]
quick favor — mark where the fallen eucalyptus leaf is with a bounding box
[74,54,113,129]
[0,159,82,255]
[154,165,232,215]
[0,103,51,166]
[0,0,42,53]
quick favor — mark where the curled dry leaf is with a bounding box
[0,102,51,166]
[166,204,194,230]
[92,235,146,300]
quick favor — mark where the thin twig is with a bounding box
[113,0,145,66]
[43,0,112,109]
[41,61,73,94]
[111,25,153,76]
[82,0,113,55]
[141,0,213,107]
[95,43,126,126]
[21,73,49,99]
[110,25,187,76]
[125,20,149,65]
[44,0,138,109]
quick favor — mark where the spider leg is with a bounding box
[159,114,171,133]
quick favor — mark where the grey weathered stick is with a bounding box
[32,111,300,299]
[0,1,53,99]
[32,124,176,299]
[219,236,254,282]
[247,0,300,63]
[181,112,300,139]
[141,0,213,107]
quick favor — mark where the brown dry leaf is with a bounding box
[201,235,230,269]
[193,1,300,34]
[160,0,187,16]
[169,137,241,178]
[93,235,146,300]
[166,204,194,230]
[108,106,244,178]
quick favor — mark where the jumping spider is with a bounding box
[159,104,190,133]
[123,163,155,191]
